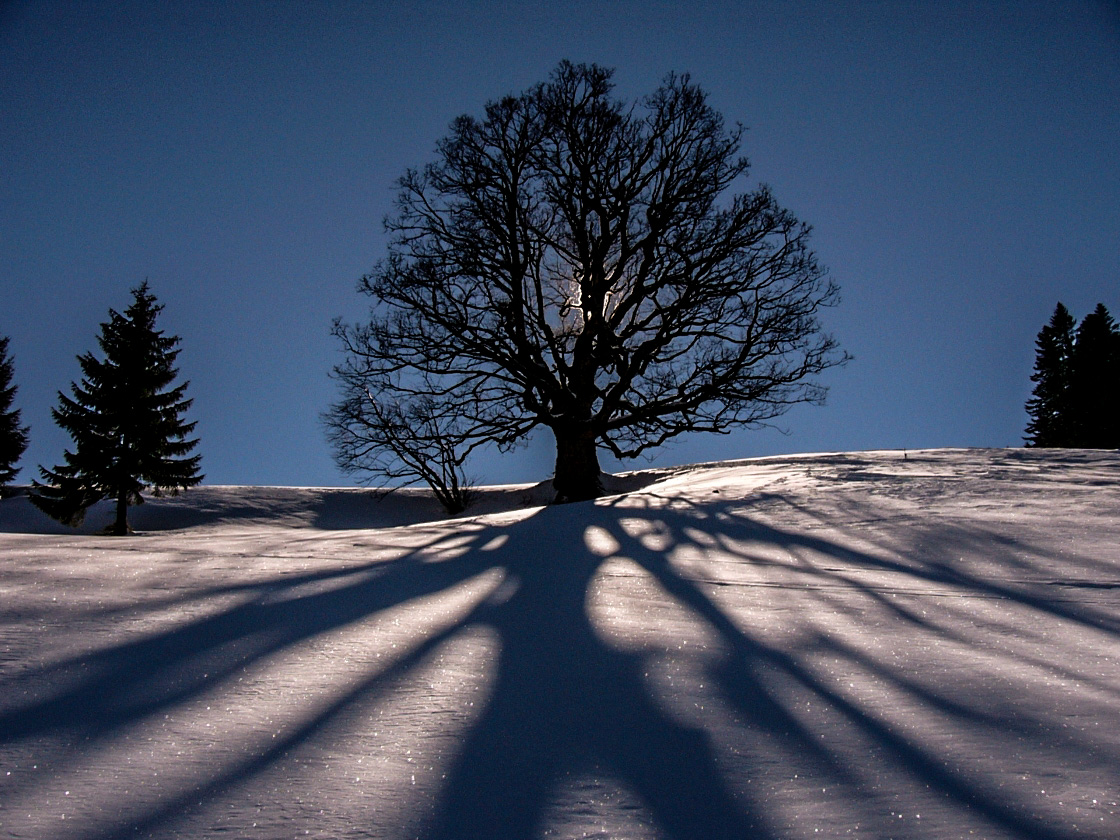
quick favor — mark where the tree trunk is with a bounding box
[551,425,603,503]
[111,490,129,536]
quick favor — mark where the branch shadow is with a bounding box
[2,475,1118,840]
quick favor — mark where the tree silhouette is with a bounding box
[1069,303,1120,448]
[1024,303,1076,447]
[330,62,846,502]
[326,390,477,514]
[1025,302,1119,449]
[32,282,202,534]
[0,336,30,486]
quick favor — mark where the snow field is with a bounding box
[0,448,1118,839]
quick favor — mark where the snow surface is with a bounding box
[0,448,1118,840]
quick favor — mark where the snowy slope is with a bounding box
[0,448,1117,840]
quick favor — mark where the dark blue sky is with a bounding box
[2,1,1118,486]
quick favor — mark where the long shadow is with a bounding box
[2,485,1117,839]
[0,525,490,747]
[2,506,763,838]
[420,505,761,840]
[420,493,1116,840]
[593,495,1118,840]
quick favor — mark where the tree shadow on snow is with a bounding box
[1,486,1118,840]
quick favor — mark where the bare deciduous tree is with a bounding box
[327,386,477,514]
[329,62,846,503]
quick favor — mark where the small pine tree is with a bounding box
[1024,303,1076,447]
[32,283,202,534]
[0,336,31,486]
[1070,303,1120,449]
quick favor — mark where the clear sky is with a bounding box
[2,0,1118,487]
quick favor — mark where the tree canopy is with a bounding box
[330,62,846,503]
[32,282,202,534]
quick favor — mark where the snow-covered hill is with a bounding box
[1,448,1117,839]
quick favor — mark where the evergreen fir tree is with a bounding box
[1024,303,1076,447]
[0,336,31,486]
[1069,303,1120,448]
[32,283,202,534]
